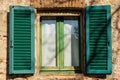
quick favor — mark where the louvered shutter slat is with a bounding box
[9,6,34,74]
[86,5,112,74]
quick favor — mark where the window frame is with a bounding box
[39,16,81,74]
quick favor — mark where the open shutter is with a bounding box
[9,6,35,74]
[86,5,112,74]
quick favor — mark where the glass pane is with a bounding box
[41,19,56,66]
[64,17,79,66]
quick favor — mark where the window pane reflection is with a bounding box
[64,17,79,66]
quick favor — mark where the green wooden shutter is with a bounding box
[9,6,35,74]
[86,5,112,74]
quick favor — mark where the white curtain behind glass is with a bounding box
[64,20,79,66]
[42,20,56,66]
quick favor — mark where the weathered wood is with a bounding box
[30,0,84,9]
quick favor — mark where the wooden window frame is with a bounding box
[39,15,82,74]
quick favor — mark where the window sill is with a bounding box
[40,70,81,74]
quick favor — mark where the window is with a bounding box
[9,5,112,74]
[40,17,81,73]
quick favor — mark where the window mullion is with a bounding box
[59,17,64,69]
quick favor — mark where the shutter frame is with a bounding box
[85,5,112,74]
[9,6,35,74]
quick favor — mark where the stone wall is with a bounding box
[0,0,120,80]
[0,0,30,80]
